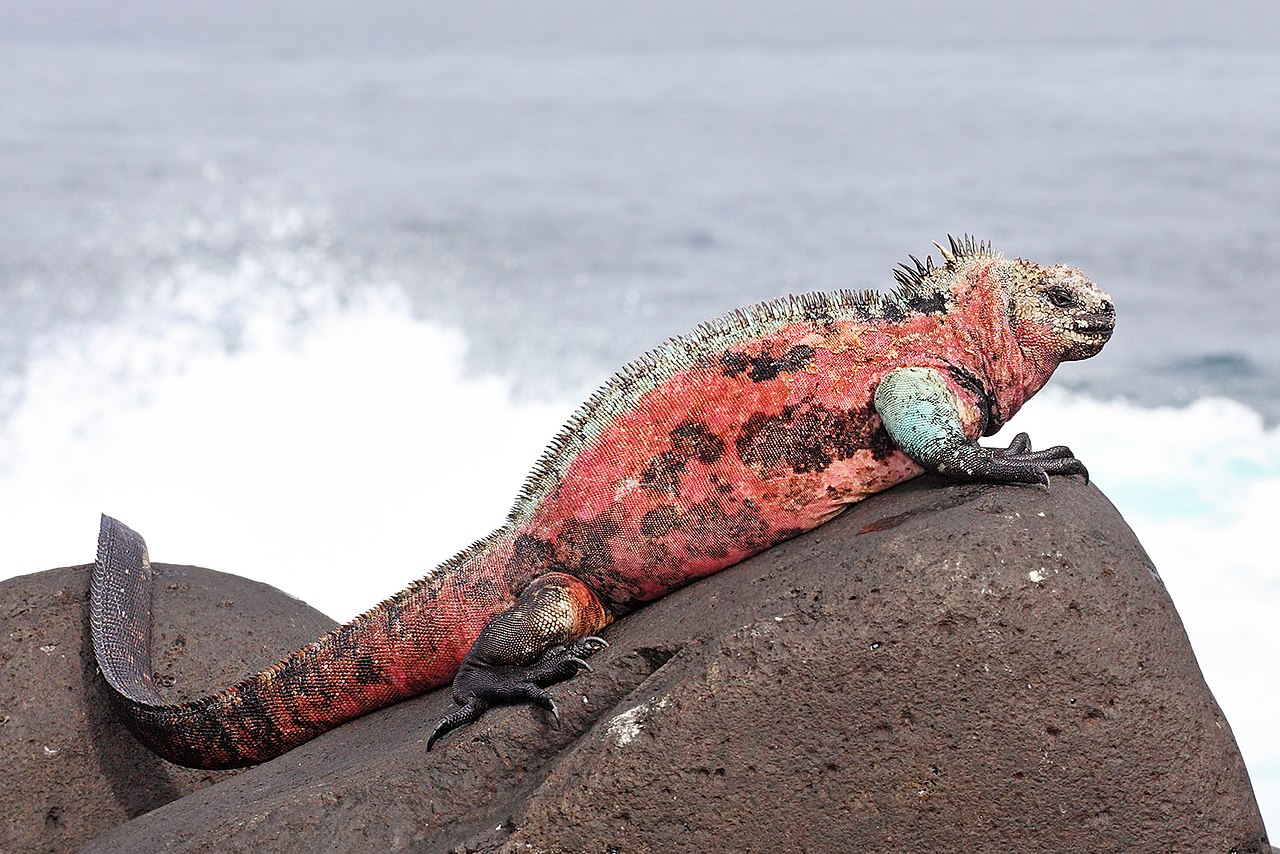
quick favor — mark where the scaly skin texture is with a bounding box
[91,236,1115,768]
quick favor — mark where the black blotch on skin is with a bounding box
[640,451,687,494]
[947,365,989,401]
[880,300,907,324]
[640,505,680,539]
[771,526,806,543]
[327,627,361,661]
[721,345,816,383]
[375,597,424,651]
[676,498,773,559]
[510,534,556,573]
[784,405,858,473]
[736,411,781,469]
[227,681,284,752]
[946,365,995,434]
[848,402,900,462]
[669,419,726,464]
[746,344,816,383]
[737,400,895,473]
[354,653,384,685]
[640,421,726,495]
[416,580,441,602]
[853,300,880,323]
[720,350,750,377]
[803,304,835,326]
[903,290,948,315]
[558,513,622,575]
[563,510,641,610]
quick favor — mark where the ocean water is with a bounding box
[2,0,1277,835]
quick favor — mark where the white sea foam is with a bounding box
[0,288,1275,831]
[0,280,575,620]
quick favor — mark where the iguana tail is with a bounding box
[90,515,504,769]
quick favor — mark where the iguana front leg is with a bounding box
[426,572,612,750]
[873,366,1088,486]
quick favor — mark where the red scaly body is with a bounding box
[91,238,1114,767]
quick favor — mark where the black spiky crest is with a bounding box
[892,234,999,289]
[892,253,938,289]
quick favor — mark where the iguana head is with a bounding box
[914,236,1116,365]
[998,258,1116,363]
[889,236,1115,429]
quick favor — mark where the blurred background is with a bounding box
[2,0,1276,831]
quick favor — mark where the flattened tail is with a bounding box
[90,514,266,768]
[91,515,166,704]
[90,515,473,769]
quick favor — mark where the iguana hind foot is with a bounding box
[426,636,608,750]
[426,573,611,750]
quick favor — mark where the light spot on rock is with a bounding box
[1030,564,1061,583]
[605,696,669,748]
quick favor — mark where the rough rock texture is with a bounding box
[49,478,1274,852]
[0,563,336,854]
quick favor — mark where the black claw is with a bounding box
[522,686,560,724]
[427,697,489,751]
[567,656,591,672]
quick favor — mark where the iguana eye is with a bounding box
[1046,288,1075,309]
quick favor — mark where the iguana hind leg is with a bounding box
[426,572,611,750]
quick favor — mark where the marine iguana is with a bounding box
[91,236,1115,768]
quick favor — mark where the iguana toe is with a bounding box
[426,697,489,751]
[947,433,1090,488]
[999,432,1033,455]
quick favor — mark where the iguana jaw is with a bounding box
[1060,305,1116,361]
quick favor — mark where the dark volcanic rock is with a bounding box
[0,563,336,854]
[74,478,1268,853]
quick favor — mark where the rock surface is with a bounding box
[15,477,1271,853]
[0,562,337,854]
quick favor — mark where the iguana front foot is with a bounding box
[933,433,1088,487]
[983,432,1089,486]
[426,636,608,750]
[874,369,1091,489]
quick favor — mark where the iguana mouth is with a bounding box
[1074,315,1116,338]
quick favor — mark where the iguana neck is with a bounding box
[947,258,1058,435]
